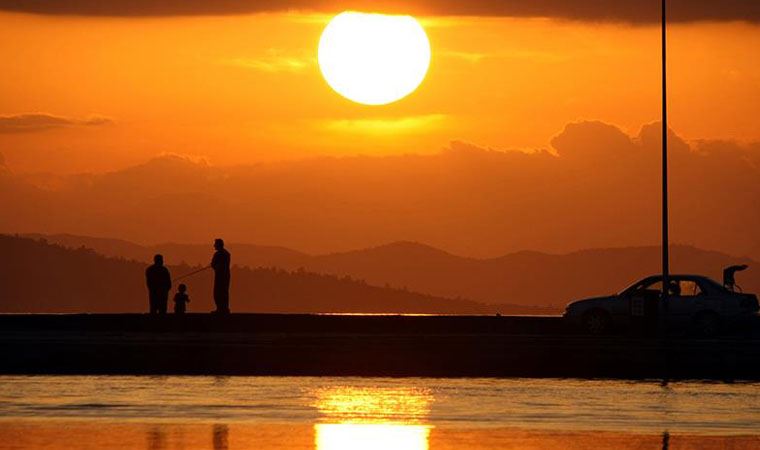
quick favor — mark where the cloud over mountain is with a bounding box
[0,120,758,261]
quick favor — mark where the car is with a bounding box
[563,274,759,336]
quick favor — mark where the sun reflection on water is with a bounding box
[313,386,433,450]
[316,424,430,450]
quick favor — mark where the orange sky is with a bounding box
[1,9,759,260]
[1,11,759,174]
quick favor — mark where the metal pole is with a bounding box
[661,0,670,315]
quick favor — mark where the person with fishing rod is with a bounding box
[168,238,231,314]
[169,238,232,314]
[145,254,172,314]
[211,238,231,314]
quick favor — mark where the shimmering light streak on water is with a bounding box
[0,376,758,434]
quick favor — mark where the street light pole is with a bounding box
[661,0,670,321]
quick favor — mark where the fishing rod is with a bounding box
[173,265,212,282]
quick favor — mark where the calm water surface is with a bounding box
[1,376,759,449]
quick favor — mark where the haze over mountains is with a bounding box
[23,233,759,309]
[2,121,759,261]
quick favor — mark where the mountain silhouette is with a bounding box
[22,233,759,309]
[22,233,308,269]
[1,234,554,314]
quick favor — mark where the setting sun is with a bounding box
[318,12,431,105]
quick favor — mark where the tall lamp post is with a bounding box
[661,0,670,323]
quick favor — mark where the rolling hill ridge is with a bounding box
[22,233,759,308]
[2,234,552,314]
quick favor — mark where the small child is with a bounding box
[173,284,190,314]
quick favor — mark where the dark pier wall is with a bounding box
[1,314,759,380]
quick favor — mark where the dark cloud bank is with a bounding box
[0,113,112,134]
[1,120,758,261]
[1,0,759,23]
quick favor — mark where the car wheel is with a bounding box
[693,312,721,337]
[582,309,612,335]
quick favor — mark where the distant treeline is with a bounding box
[0,235,549,314]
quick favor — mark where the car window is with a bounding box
[635,279,698,297]
[642,280,663,292]
[626,280,664,296]
[675,280,703,297]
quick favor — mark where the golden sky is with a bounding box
[1,10,759,174]
[1,6,759,260]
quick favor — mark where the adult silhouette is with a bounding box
[145,254,172,314]
[211,239,231,314]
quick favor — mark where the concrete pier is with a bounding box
[1,313,759,380]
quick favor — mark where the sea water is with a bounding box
[0,376,759,449]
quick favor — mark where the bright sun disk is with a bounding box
[318,11,431,105]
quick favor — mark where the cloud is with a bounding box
[1,119,758,261]
[441,48,574,66]
[439,51,489,64]
[224,51,314,73]
[0,113,113,133]
[551,120,637,159]
[1,0,758,23]
[323,114,447,134]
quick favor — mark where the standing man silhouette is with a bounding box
[146,254,172,314]
[211,238,231,314]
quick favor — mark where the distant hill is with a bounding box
[22,233,760,308]
[302,243,757,306]
[23,233,308,268]
[1,235,548,314]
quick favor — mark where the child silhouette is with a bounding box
[173,284,190,314]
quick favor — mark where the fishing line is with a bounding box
[172,265,211,283]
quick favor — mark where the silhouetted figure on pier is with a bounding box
[211,239,231,314]
[146,254,171,314]
[723,264,749,292]
[173,283,190,314]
